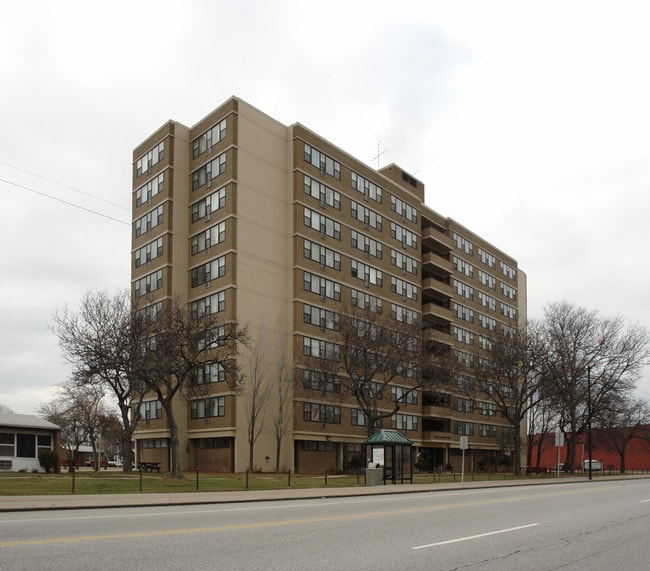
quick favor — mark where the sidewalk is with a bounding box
[4,474,646,513]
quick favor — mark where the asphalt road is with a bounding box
[1,479,649,570]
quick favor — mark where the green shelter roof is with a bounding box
[363,429,412,445]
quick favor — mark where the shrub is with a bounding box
[38,450,59,474]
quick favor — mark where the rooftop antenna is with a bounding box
[371,140,388,170]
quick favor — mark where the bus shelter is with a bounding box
[364,429,413,484]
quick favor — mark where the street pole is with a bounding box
[587,365,593,480]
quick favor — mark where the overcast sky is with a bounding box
[1,0,649,414]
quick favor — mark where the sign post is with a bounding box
[459,436,468,483]
[555,431,564,479]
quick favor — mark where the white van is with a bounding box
[583,459,603,472]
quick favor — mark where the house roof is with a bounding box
[0,413,60,431]
[363,429,412,445]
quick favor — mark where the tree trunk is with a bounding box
[512,427,522,475]
[163,401,182,478]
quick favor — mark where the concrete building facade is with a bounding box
[131,97,527,474]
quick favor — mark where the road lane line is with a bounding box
[640,499,650,503]
[412,523,539,549]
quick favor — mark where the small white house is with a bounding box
[0,413,61,472]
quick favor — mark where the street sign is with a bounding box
[460,436,468,450]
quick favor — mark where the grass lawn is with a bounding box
[0,469,524,496]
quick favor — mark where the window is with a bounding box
[455,397,474,413]
[456,350,474,368]
[303,239,341,270]
[197,437,230,449]
[390,195,417,222]
[135,173,164,207]
[300,440,334,451]
[478,270,496,289]
[478,402,497,416]
[303,271,341,301]
[135,205,164,237]
[303,402,341,424]
[303,207,341,240]
[456,374,474,390]
[352,260,382,287]
[303,336,340,361]
[452,232,473,255]
[454,303,474,323]
[351,200,382,230]
[191,255,226,287]
[192,362,225,384]
[302,370,340,394]
[303,304,339,331]
[391,386,418,405]
[190,290,226,318]
[500,282,517,300]
[192,151,227,191]
[500,302,517,320]
[140,400,162,420]
[478,336,493,351]
[391,276,418,301]
[391,249,418,275]
[192,118,227,159]
[141,438,167,449]
[390,222,418,249]
[500,261,517,280]
[351,171,382,203]
[453,279,474,301]
[136,141,165,176]
[453,256,474,278]
[454,326,474,345]
[478,313,496,331]
[479,424,497,438]
[190,396,225,419]
[135,237,163,268]
[392,414,418,432]
[191,221,227,255]
[0,433,14,457]
[197,325,227,352]
[351,289,382,313]
[455,421,474,436]
[477,247,496,268]
[478,292,497,311]
[304,175,341,209]
[351,230,383,259]
[351,409,369,427]
[192,186,227,222]
[391,303,417,324]
[303,143,341,179]
[134,269,163,298]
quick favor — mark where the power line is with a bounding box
[0,160,130,211]
[0,177,130,226]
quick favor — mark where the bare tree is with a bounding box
[243,335,274,472]
[540,301,650,472]
[134,297,248,478]
[307,304,455,438]
[594,395,650,473]
[51,290,148,471]
[0,403,14,413]
[475,321,546,475]
[527,397,558,469]
[273,347,293,473]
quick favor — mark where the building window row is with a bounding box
[478,313,496,331]
[192,118,227,159]
[192,362,225,384]
[303,303,339,331]
[135,173,164,207]
[453,232,473,255]
[351,171,382,203]
[192,151,227,192]
[477,247,496,268]
[351,408,369,427]
[304,174,341,209]
[500,282,517,300]
[303,143,341,180]
[351,289,382,313]
[191,221,226,255]
[391,276,418,301]
[478,401,497,416]
[478,269,496,289]
[136,141,165,177]
[304,206,341,240]
[302,369,341,394]
[391,249,418,275]
[453,255,474,278]
[453,279,474,301]
[190,396,225,419]
[391,303,417,324]
[139,400,162,420]
[351,260,383,287]
[351,230,382,259]
[391,386,418,405]
[455,421,474,436]
[454,303,474,323]
[303,402,341,424]
[303,239,341,270]
[392,413,418,432]
[478,292,497,311]
[454,326,474,345]
[300,440,335,451]
[303,336,341,361]
[351,200,382,230]
[478,336,493,351]
[135,237,163,268]
[500,261,516,280]
[191,255,226,288]
[500,302,517,320]
[191,186,226,223]
[135,205,164,238]
[141,438,167,449]
[456,350,474,369]
[455,397,474,413]
[304,271,341,301]
[190,290,226,318]
[390,195,417,223]
[134,269,163,298]
[390,222,418,249]
[478,424,497,438]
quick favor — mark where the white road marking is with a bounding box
[413,523,539,549]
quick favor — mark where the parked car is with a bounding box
[108,459,123,468]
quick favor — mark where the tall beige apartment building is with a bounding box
[131,97,527,474]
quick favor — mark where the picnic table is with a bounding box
[138,461,161,472]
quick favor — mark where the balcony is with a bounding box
[422,302,453,324]
[422,226,452,252]
[421,277,453,300]
[421,431,453,443]
[421,251,453,275]
[423,328,453,347]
